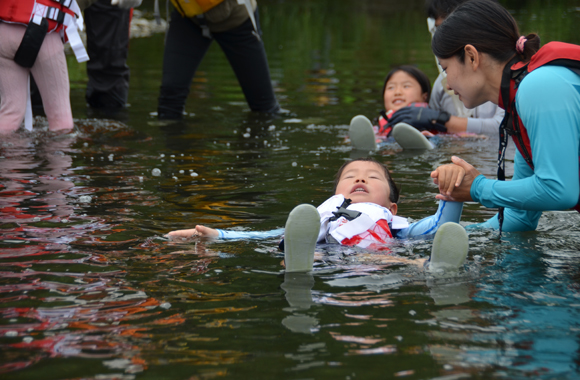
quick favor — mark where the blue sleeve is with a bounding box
[217,228,285,240]
[395,200,463,239]
[470,66,580,230]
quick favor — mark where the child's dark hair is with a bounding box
[382,65,431,103]
[333,157,400,204]
[432,0,540,63]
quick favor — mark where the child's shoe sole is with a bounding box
[429,222,468,272]
[349,115,377,151]
[284,204,320,272]
[392,122,434,150]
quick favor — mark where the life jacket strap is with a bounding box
[329,198,362,222]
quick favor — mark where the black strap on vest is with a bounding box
[497,56,528,238]
[329,198,361,222]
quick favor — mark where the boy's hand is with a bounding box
[166,225,219,239]
[431,156,480,202]
[432,161,466,196]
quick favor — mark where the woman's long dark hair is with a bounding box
[431,0,540,63]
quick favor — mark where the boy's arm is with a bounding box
[395,200,463,239]
[166,225,284,240]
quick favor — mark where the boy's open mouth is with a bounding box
[350,184,368,194]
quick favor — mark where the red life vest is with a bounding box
[377,102,430,136]
[0,0,77,35]
[498,41,580,212]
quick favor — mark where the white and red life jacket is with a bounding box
[317,195,409,250]
[0,0,88,63]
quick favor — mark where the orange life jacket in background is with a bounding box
[170,0,225,18]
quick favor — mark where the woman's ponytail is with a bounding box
[517,33,540,62]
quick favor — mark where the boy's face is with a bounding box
[383,71,428,113]
[335,161,398,215]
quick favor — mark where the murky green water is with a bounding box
[2,1,580,379]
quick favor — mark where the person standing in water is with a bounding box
[430,0,580,232]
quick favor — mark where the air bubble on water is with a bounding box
[138,176,143,182]
[409,310,416,316]
[23,336,33,343]
[160,154,165,158]
[179,170,184,174]
[292,162,297,167]
[79,195,92,203]
[233,130,238,134]
[160,302,171,309]
[172,176,178,181]
[83,142,89,147]
[246,127,251,132]
[152,168,161,176]
[181,154,184,156]
[170,155,175,158]
[108,154,114,161]
[268,125,276,131]
[264,140,268,145]
[264,173,268,176]
[226,142,230,147]
[216,170,219,173]
[5,331,17,337]
[191,172,198,177]
[243,133,250,138]
[90,157,94,161]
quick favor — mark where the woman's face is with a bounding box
[438,54,486,109]
[383,71,428,112]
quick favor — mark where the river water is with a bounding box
[1,1,580,379]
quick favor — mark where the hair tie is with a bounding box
[516,36,527,54]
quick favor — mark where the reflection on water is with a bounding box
[2,0,580,379]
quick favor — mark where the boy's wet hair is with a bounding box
[333,157,400,204]
[382,65,431,103]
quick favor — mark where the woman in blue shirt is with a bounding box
[430,0,580,232]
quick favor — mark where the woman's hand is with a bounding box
[431,156,480,202]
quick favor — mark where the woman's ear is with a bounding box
[389,202,398,216]
[464,44,480,70]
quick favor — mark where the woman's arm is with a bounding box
[471,67,580,213]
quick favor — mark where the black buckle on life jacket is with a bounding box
[46,7,66,25]
[58,0,73,8]
[329,198,361,222]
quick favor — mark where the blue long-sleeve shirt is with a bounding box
[215,200,463,242]
[469,65,580,231]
